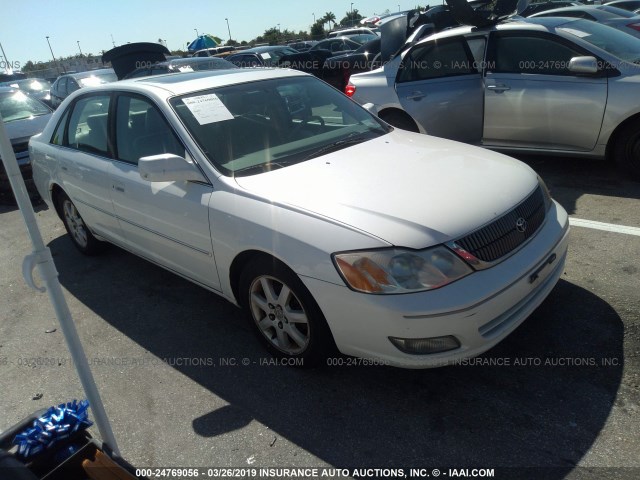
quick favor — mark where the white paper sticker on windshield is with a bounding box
[260,52,271,60]
[182,93,234,125]
[178,66,194,72]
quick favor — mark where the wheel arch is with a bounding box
[229,249,292,307]
[50,183,66,219]
[606,112,640,160]
[377,107,422,133]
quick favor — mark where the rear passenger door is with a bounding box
[54,93,122,241]
[395,35,485,143]
[109,93,221,290]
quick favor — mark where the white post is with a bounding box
[0,112,120,457]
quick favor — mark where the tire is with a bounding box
[239,256,334,367]
[56,192,105,255]
[613,121,640,181]
[380,110,420,133]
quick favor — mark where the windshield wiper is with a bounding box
[301,132,371,161]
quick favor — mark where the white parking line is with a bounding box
[569,218,640,237]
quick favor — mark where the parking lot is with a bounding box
[1,154,639,478]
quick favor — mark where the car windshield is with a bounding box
[0,90,50,122]
[559,18,640,63]
[5,78,52,92]
[170,76,390,176]
[256,48,299,65]
[79,72,117,87]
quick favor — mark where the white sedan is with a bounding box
[30,68,569,368]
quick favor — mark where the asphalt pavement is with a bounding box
[1,154,639,480]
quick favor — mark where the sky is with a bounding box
[0,0,429,69]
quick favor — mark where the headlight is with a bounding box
[539,176,553,212]
[333,246,473,294]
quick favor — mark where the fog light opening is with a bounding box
[389,335,460,355]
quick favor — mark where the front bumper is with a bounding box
[302,200,570,368]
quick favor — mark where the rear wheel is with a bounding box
[379,110,420,133]
[239,257,333,367]
[613,121,640,181]
[57,192,105,255]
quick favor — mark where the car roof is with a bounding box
[421,16,580,42]
[240,46,293,53]
[0,86,18,93]
[93,68,308,97]
[530,5,637,17]
[63,68,115,79]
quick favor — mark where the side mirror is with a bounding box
[138,153,207,183]
[568,56,598,74]
[362,102,378,116]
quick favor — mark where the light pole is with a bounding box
[110,34,116,47]
[312,13,315,23]
[225,18,231,42]
[350,3,354,27]
[194,28,199,37]
[77,41,83,57]
[46,36,61,75]
[398,4,401,12]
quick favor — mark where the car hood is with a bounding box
[233,130,539,249]
[4,113,51,144]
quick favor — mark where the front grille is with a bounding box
[456,186,546,263]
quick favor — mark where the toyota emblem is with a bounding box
[516,217,528,233]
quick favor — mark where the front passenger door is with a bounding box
[110,93,221,290]
[483,31,607,151]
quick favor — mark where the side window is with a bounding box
[489,34,584,75]
[115,95,185,165]
[398,37,477,83]
[66,95,111,156]
[50,109,70,146]
[67,79,80,94]
[58,77,68,96]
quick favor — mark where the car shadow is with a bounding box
[515,155,640,216]
[49,236,624,476]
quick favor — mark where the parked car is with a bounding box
[50,69,117,107]
[124,57,237,79]
[322,38,382,91]
[287,40,319,52]
[0,87,52,200]
[309,37,369,54]
[193,46,237,57]
[520,1,585,16]
[0,78,53,107]
[225,46,300,67]
[30,69,569,368]
[604,0,640,11]
[328,27,379,38]
[530,5,640,37]
[348,17,640,179]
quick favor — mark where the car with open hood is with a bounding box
[29,69,569,368]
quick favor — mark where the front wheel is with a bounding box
[239,257,334,367]
[57,192,105,255]
[613,121,640,181]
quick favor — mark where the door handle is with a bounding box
[45,154,57,161]
[487,84,511,93]
[405,91,425,101]
[113,182,125,193]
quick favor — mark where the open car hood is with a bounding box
[103,42,171,80]
[378,0,530,63]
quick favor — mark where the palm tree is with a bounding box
[323,12,336,31]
